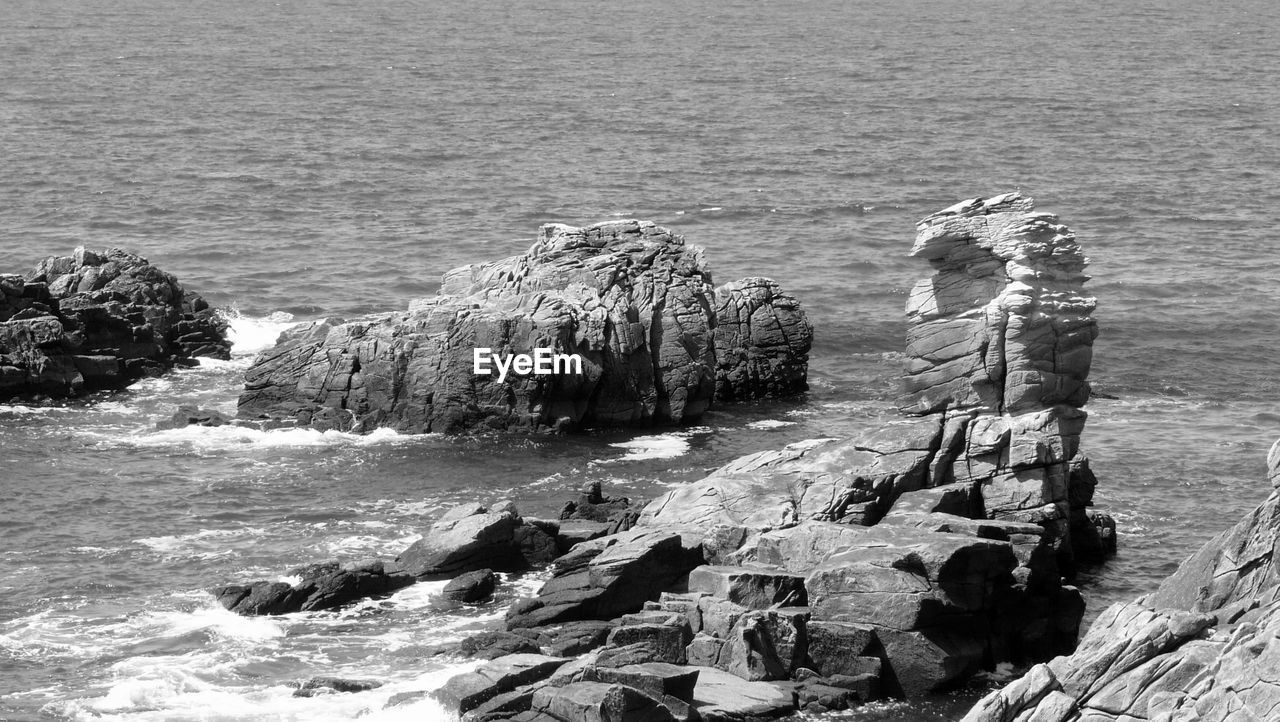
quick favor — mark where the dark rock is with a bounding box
[156,404,231,430]
[555,520,611,554]
[434,654,569,715]
[505,529,703,630]
[237,220,811,434]
[712,276,813,401]
[604,623,688,665]
[293,676,383,697]
[463,687,540,721]
[805,622,880,677]
[444,569,499,603]
[0,247,229,401]
[459,631,541,660]
[212,559,414,616]
[587,662,700,703]
[531,620,616,657]
[686,565,807,609]
[531,682,675,722]
[396,504,523,579]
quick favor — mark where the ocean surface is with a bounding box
[2,0,1279,719]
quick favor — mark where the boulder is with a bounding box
[237,220,811,433]
[686,565,807,609]
[505,529,703,630]
[689,666,796,721]
[434,654,569,715]
[211,559,414,615]
[0,247,229,400]
[444,569,499,603]
[156,404,231,430]
[459,631,542,660]
[293,676,383,698]
[962,441,1280,721]
[395,504,526,579]
[711,276,812,401]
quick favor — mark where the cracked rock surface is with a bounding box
[237,220,811,433]
[0,247,229,400]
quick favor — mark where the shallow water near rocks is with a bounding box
[3,0,1280,719]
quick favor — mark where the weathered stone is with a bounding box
[396,506,523,579]
[712,276,812,401]
[533,620,616,657]
[805,621,880,677]
[686,565,807,609]
[156,404,231,430]
[689,666,796,721]
[444,569,499,603]
[587,662,700,703]
[531,682,675,722]
[0,247,228,400]
[434,654,568,714]
[238,221,811,434]
[604,623,688,665]
[459,631,541,660]
[211,559,414,616]
[505,529,702,629]
[293,676,383,698]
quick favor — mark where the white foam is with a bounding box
[746,419,795,429]
[225,310,298,357]
[0,404,68,415]
[598,426,712,463]
[112,424,416,450]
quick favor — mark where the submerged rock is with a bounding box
[0,247,229,400]
[211,559,414,615]
[237,220,812,434]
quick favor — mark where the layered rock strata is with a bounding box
[407,193,1113,721]
[964,445,1280,722]
[0,247,229,399]
[237,220,812,434]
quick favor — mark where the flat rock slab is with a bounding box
[532,682,672,722]
[687,565,807,608]
[690,666,796,721]
[434,653,568,714]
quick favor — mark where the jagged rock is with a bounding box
[211,559,414,616]
[237,220,811,434]
[156,404,231,430]
[711,277,812,401]
[529,621,616,657]
[505,529,703,630]
[293,676,383,697]
[531,682,677,722]
[444,569,499,603]
[686,565,807,609]
[460,631,542,660]
[395,504,524,579]
[434,654,569,715]
[0,247,229,400]
[962,443,1280,721]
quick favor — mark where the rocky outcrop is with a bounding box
[0,247,229,400]
[237,220,812,434]
[416,194,1112,722]
[211,559,414,615]
[963,445,1280,722]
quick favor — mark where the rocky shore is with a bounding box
[0,247,230,400]
[962,440,1280,722]
[212,193,1120,720]
[236,219,813,434]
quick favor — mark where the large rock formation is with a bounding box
[237,220,812,434]
[963,444,1280,722]
[0,247,229,399]
[406,193,1113,722]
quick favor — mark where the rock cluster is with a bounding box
[236,220,812,434]
[0,247,230,399]
[406,194,1112,720]
[963,444,1280,722]
[211,195,1115,720]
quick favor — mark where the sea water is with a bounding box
[3,0,1280,719]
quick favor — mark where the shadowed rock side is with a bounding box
[237,220,812,434]
[433,193,1114,720]
[0,247,230,399]
[963,444,1280,722]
